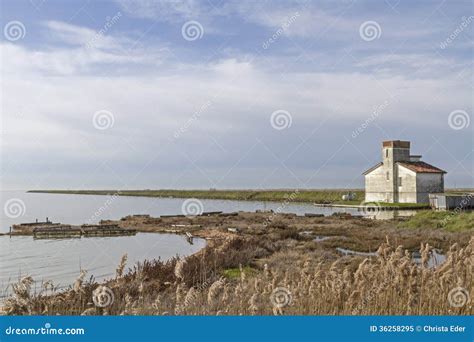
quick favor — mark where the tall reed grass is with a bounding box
[2,237,472,316]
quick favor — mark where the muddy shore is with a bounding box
[104,211,470,253]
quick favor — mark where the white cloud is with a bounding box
[1,19,171,76]
[43,21,125,49]
[117,0,204,22]
[1,17,472,189]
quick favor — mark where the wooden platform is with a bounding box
[12,221,136,239]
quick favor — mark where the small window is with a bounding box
[386,172,390,180]
[399,177,402,186]
[386,149,388,158]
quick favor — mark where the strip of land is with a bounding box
[28,189,364,203]
[26,189,445,208]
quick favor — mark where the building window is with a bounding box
[399,177,402,186]
[386,172,389,180]
[385,149,388,158]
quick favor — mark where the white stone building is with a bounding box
[363,141,446,203]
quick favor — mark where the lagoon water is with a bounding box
[0,190,413,294]
[0,233,205,297]
[0,190,365,233]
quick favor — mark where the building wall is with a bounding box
[365,141,445,204]
[381,146,411,202]
[365,166,390,202]
[396,165,417,203]
[416,173,444,203]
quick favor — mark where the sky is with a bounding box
[0,0,473,190]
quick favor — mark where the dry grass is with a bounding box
[2,235,472,316]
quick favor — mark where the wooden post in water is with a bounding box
[185,232,194,245]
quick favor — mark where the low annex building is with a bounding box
[363,141,446,203]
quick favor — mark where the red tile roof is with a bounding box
[398,161,446,174]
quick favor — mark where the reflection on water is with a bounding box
[0,233,205,297]
[363,210,418,220]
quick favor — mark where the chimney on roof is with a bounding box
[382,140,411,163]
[382,140,410,149]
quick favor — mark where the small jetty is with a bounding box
[11,218,136,239]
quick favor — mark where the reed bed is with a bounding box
[1,236,472,316]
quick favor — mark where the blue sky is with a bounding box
[1,0,473,190]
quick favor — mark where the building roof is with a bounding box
[397,161,447,174]
[362,161,447,175]
[362,162,383,175]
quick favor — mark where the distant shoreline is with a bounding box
[27,189,363,204]
[26,189,439,208]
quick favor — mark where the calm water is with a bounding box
[0,190,414,294]
[0,190,395,233]
[0,233,205,297]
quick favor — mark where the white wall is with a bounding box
[366,165,444,204]
[365,166,390,202]
[397,165,417,203]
